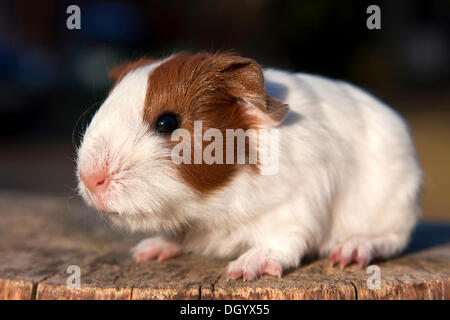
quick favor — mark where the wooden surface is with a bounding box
[0,192,449,300]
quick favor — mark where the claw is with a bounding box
[357,256,369,269]
[339,249,357,270]
[226,269,243,281]
[329,247,342,267]
[262,260,282,278]
[329,238,375,270]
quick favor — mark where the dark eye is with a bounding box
[155,113,179,134]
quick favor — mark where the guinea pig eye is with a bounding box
[155,113,179,134]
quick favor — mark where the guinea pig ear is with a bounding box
[108,57,156,82]
[236,96,289,128]
[218,54,289,128]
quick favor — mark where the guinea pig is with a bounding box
[76,52,422,281]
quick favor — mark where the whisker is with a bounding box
[72,100,103,150]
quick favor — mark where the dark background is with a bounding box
[0,0,449,221]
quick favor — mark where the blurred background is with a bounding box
[0,0,449,221]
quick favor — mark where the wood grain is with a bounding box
[0,192,449,300]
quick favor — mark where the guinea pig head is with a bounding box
[76,52,288,232]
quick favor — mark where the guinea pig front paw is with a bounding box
[226,249,283,281]
[131,236,182,262]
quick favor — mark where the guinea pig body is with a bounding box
[76,52,422,280]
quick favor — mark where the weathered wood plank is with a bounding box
[0,279,34,300]
[349,244,450,299]
[204,261,357,300]
[0,192,136,300]
[203,245,450,299]
[0,192,449,300]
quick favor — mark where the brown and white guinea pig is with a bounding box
[76,52,422,281]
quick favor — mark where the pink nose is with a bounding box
[80,171,110,195]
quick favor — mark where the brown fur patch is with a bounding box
[142,52,288,194]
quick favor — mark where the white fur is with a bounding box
[77,62,422,276]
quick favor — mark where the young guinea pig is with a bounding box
[76,52,422,281]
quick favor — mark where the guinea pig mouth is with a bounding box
[102,210,119,216]
[83,189,110,213]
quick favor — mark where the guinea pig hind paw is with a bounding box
[131,237,182,262]
[329,238,374,270]
[226,250,283,281]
